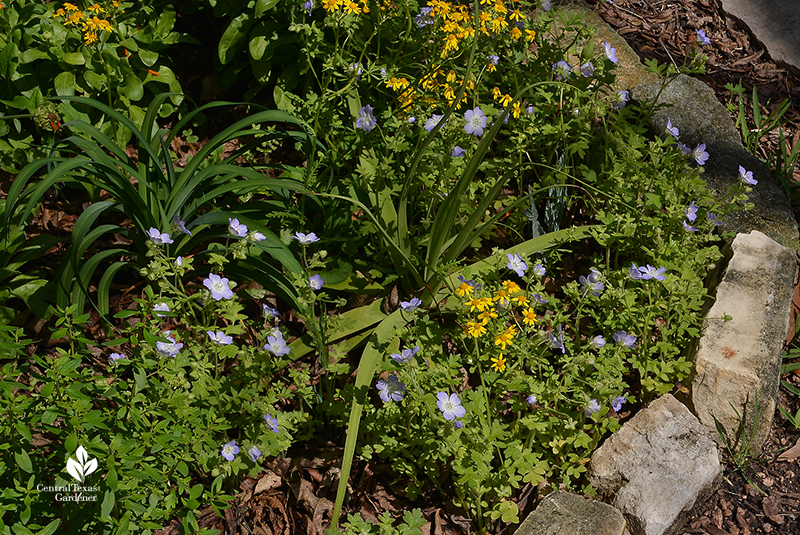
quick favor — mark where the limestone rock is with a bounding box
[589,394,721,535]
[514,491,625,535]
[692,230,795,455]
[631,74,799,250]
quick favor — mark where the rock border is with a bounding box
[514,4,799,535]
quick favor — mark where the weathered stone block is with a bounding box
[513,491,625,535]
[692,230,795,455]
[589,394,721,535]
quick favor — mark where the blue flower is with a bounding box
[265,332,290,356]
[601,41,618,63]
[629,263,645,280]
[612,90,629,109]
[677,141,691,155]
[391,346,420,364]
[548,325,565,354]
[407,116,416,123]
[108,352,127,364]
[540,0,552,10]
[424,114,444,133]
[585,399,602,416]
[207,330,233,345]
[464,107,487,136]
[376,375,406,402]
[686,201,698,222]
[552,60,572,80]
[415,6,433,27]
[696,29,710,45]
[356,105,377,133]
[451,146,466,158]
[506,253,528,277]
[458,274,482,291]
[486,54,499,65]
[580,62,594,77]
[153,303,170,318]
[263,304,279,317]
[228,218,248,238]
[436,392,466,421]
[611,396,627,412]
[532,293,548,304]
[683,220,699,232]
[707,211,722,226]
[204,273,234,301]
[526,394,537,405]
[590,335,606,349]
[532,263,546,277]
[613,330,637,348]
[173,214,192,236]
[579,268,605,296]
[665,117,680,139]
[400,297,422,311]
[251,231,266,242]
[292,231,320,244]
[453,420,464,429]
[526,105,534,115]
[157,331,183,357]
[638,264,666,281]
[221,440,239,461]
[309,274,324,290]
[147,228,173,245]
[264,413,279,433]
[249,446,263,462]
[693,143,709,166]
[739,165,757,185]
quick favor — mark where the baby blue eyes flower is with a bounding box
[677,141,691,155]
[458,274,482,291]
[526,394,537,405]
[348,63,363,79]
[683,220,699,232]
[415,6,433,27]
[585,399,602,416]
[309,274,324,290]
[540,0,552,10]
[453,420,464,429]
[532,293,548,304]
[464,107,487,136]
[451,146,466,158]
[108,352,126,364]
[696,29,710,45]
[391,346,420,364]
[613,330,637,348]
[204,273,234,301]
[263,304,279,317]
[228,218,248,237]
[486,54,499,65]
[629,263,644,280]
[506,253,528,277]
[292,232,320,244]
[221,440,239,461]
[590,335,606,349]
[154,303,170,317]
[638,264,666,280]
[579,268,605,296]
[580,62,594,77]
[303,0,314,14]
[548,325,565,354]
[147,228,173,245]
[264,413,279,433]
[265,332,290,356]
[176,256,183,267]
[207,331,233,345]
[356,105,377,133]
[552,60,572,80]
[532,264,546,277]
[424,114,444,133]
[707,211,722,226]
[173,214,192,236]
[693,143,709,165]
[407,116,416,123]
[686,201,698,222]
[665,117,680,139]
[526,105,534,115]
[376,375,406,402]
[436,392,466,421]
[612,90,629,109]
[739,165,758,185]
[400,297,422,311]
[601,41,618,63]
[611,396,627,412]
[249,446,263,462]
[157,331,184,357]
[251,231,266,242]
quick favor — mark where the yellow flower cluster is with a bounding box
[54,3,116,45]
[322,0,370,15]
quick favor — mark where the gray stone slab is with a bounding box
[692,230,796,455]
[632,74,800,250]
[720,0,800,76]
[589,395,722,535]
[514,491,626,535]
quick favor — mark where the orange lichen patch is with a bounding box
[721,346,737,359]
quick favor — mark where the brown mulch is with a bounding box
[158,0,800,534]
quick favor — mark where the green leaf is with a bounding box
[218,13,253,65]
[54,71,75,96]
[118,72,144,101]
[83,70,105,91]
[19,49,50,64]
[138,49,159,67]
[15,450,32,473]
[39,519,61,535]
[63,52,85,66]
[256,0,279,16]
[101,490,115,517]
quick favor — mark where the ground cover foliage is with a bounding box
[0,0,767,533]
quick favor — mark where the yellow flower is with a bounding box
[487,63,496,73]
[64,11,84,25]
[466,297,493,312]
[512,293,529,306]
[478,308,498,325]
[322,0,340,11]
[492,87,502,100]
[512,101,521,118]
[522,308,537,326]
[490,17,507,33]
[88,3,106,13]
[510,26,522,40]
[502,280,522,294]
[54,8,66,17]
[83,31,98,44]
[456,281,475,298]
[490,354,507,372]
[113,1,120,7]
[494,325,518,350]
[346,2,361,15]
[465,321,487,338]
[64,2,80,11]
[96,18,113,32]
[494,288,512,305]
[446,70,456,83]
[525,29,536,42]
[499,93,513,107]
[510,9,523,21]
